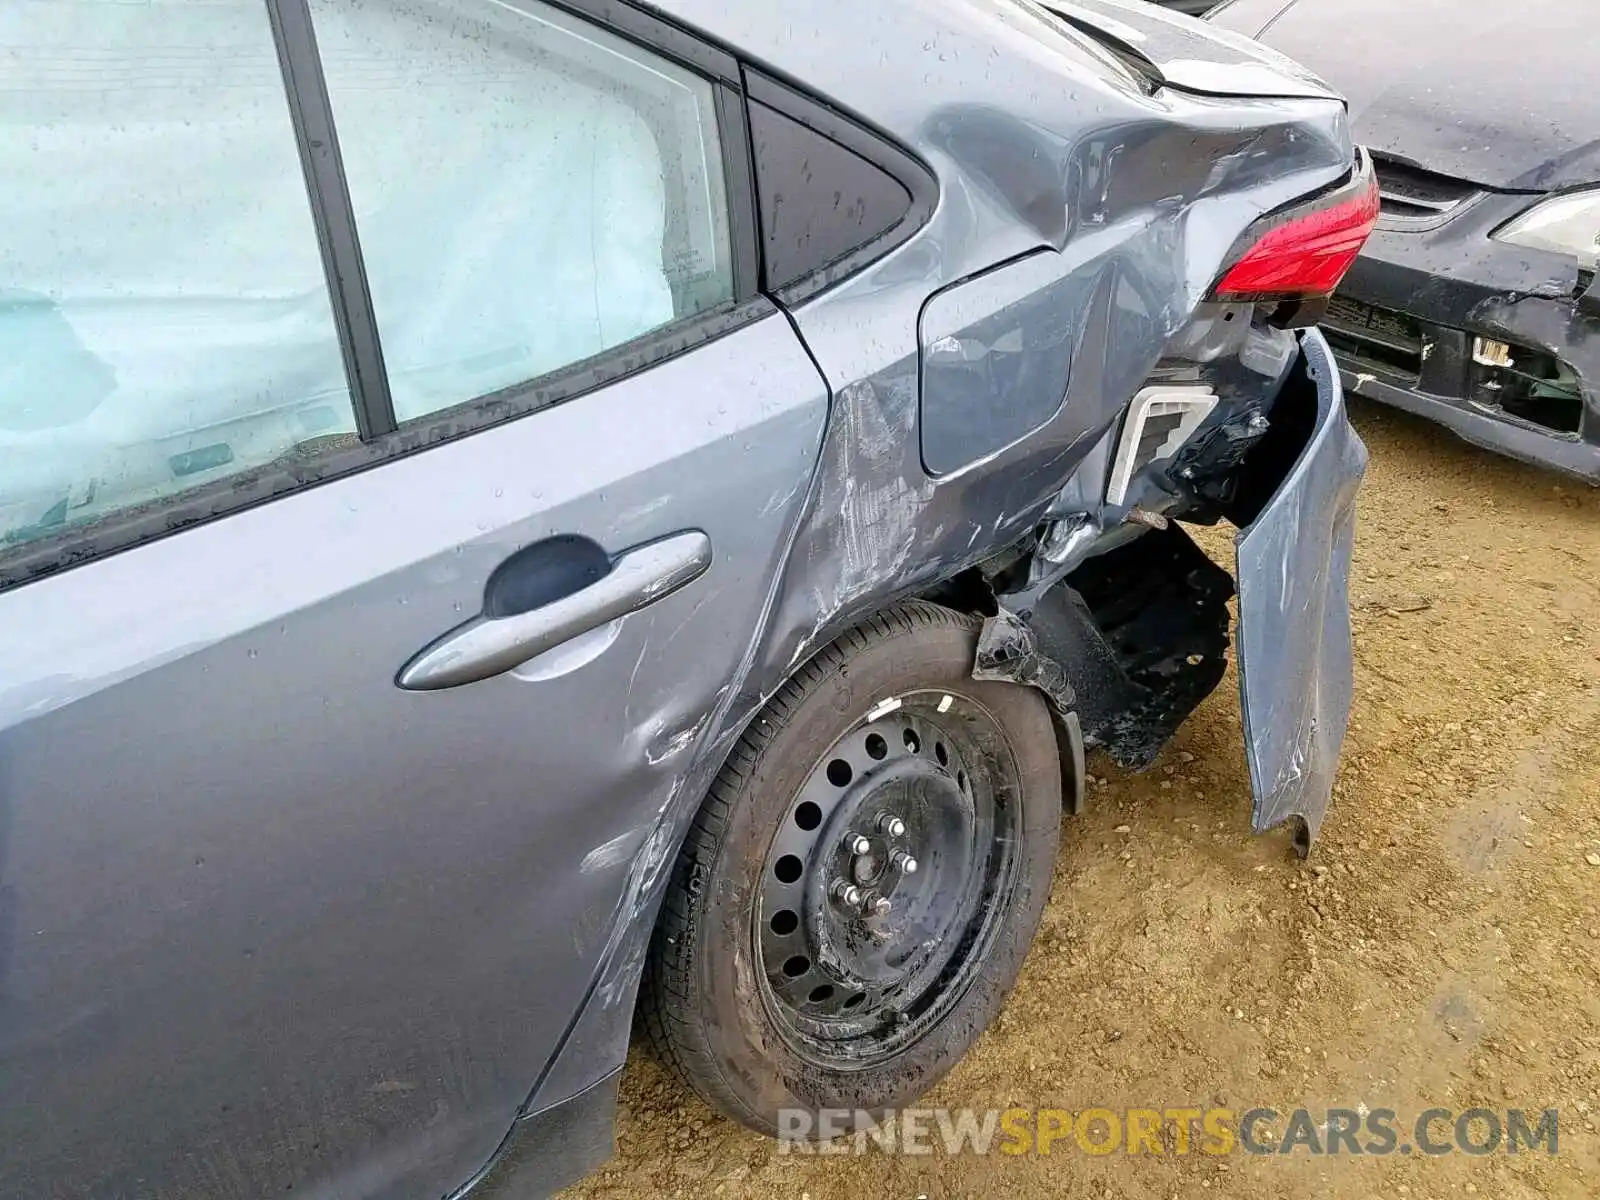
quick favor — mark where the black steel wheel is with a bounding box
[756,698,1021,1065]
[642,602,1062,1134]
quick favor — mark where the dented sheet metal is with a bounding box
[0,0,1376,1193]
[1234,330,1366,846]
[530,0,1360,1132]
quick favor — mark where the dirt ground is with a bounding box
[562,400,1600,1200]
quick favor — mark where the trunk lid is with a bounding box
[1039,0,1342,102]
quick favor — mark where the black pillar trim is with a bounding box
[265,0,396,440]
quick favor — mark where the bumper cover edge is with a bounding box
[1234,328,1366,847]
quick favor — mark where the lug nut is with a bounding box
[846,834,872,856]
[831,881,864,906]
[891,850,919,875]
[869,894,892,917]
[877,813,907,837]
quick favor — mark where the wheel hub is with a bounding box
[848,847,882,888]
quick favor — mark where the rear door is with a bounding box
[0,2,826,1197]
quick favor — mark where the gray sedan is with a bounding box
[0,0,1370,1195]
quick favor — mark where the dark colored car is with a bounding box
[0,0,1371,1195]
[1213,0,1600,480]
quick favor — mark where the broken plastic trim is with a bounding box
[973,607,1078,716]
[973,607,1086,815]
[1104,385,1218,506]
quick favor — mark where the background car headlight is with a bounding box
[1492,189,1600,270]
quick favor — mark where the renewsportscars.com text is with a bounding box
[777,1106,1560,1158]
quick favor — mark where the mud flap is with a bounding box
[1233,330,1367,849]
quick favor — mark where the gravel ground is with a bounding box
[562,400,1600,1200]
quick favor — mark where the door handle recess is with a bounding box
[397,530,712,691]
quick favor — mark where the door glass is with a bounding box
[309,0,735,423]
[0,0,355,549]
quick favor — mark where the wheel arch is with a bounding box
[499,589,1083,1161]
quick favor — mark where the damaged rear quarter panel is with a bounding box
[754,110,1350,685]
[526,0,1359,1146]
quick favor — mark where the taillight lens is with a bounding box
[1210,157,1380,302]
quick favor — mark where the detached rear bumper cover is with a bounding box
[1235,330,1366,844]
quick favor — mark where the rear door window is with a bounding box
[307,0,737,423]
[0,0,355,548]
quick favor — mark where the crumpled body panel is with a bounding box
[1234,329,1366,845]
[456,0,1372,1186]
[529,0,1364,1134]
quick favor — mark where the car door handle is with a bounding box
[396,530,713,691]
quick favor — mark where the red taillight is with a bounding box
[1210,164,1380,302]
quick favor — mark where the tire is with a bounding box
[640,601,1061,1135]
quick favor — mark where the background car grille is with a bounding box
[1322,296,1584,435]
[1322,295,1426,379]
[1371,155,1480,224]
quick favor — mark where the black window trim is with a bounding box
[742,68,939,308]
[266,0,397,442]
[1,0,769,593]
[714,81,761,303]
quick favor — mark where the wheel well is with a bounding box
[913,566,998,618]
[876,585,1086,816]
[636,599,1064,1130]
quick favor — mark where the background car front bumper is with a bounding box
[1322,203,1600,482]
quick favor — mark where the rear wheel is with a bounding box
[641,602,1061,1133]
